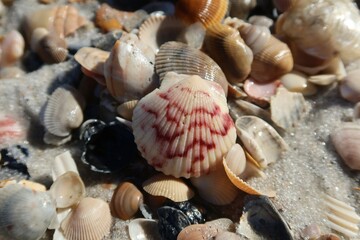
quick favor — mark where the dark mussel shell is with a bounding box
[165,200,206,224]
[157,206,191,240]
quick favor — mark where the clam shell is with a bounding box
[155,41,228,96]
[143,173,194,202]
[110,182,143,220]
[177,224,219,240]
[0,184,57,240]
[44,85,85,137]
[308,74,337,86]
[175,0,228,28]
[204,23,253,84]
[61,197,112,240]
[117,100,138,121]
[132,72,236,178]
[235,116,288,168]
[224,143,246,176]
[50,171,85,208]
[339,69,360,103]
[128,218,161,240]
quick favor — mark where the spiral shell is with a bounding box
[132,72,236,178]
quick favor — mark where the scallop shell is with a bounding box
[128,218,161,240]
[235,116,288,168]
[204,23,253,84]
[175,0,228,28]
[155,41,228,96]
[44,85,85,137]
[324,194,360,238]
[60,197,112,240]
[50,171,85,208]
[339,69,360,103]
[110,182,143,220]
[132,72,236,178]
[143,173,194,202]
[0,184,57,240]
[224,143,246,176]
[177,224,219,240]
[331,122,360,170]
[117,100,138,121]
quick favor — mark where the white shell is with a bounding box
[308,74,337,86]
[51,151,79,181]
[224,143,246,176]
[132,72,236,178]
[127,218,161,240]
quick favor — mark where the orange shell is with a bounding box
[95,3,134,32]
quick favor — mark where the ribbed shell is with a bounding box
[204,23,253,84]
[132,73,236,178]
[117,100,138,121]
[61,197,112,240]
[177,224,219,240]
[35,32,68,64]
[143,173,194,202]
[44,85,85,137]
[155,41,228,96]
[175,0,229,28]
[224,143,246,176]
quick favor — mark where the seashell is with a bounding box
[177,224,219,240]
[248,15,273,29]
[316,233,341,240]
[43,131,72,146]
[138,15,187,53]
[300,223,322,240]
[104,33,159,102]
[324,194,360,238]
[0,179,46,192]
[229,0,256,19]
[50,171,85,208]
[155,41,228,95]
[157,206,191,240]
[330,122,360,170]
[132,72,236,178]
[308,74,337,86]
[280,71,309,92]
[270,87,307,130]
[43,85,85,137]
[273,0,296,12]
[354,102,360,121]
[204,23,253,84]
[243,78,280,106]
[227,84,247,99]
[0,30,25,67]
[240,152,266,180]
[60,197,112,240]
[117,100,138,121]
[235,116,288,168]
[165,201,205,225]
[215,231,242,240]
[128,218,161,240]
[175,0,228,28]
[339,69,360,103]
[205,218,235,232]
[176,22,206,49]
[224,143,246,176]
[191,166,239,205]
[51,150,79,181]
[0,184,57,240]
[143,173,194,202]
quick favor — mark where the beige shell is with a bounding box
[280,71,318,96]
[132,72,236,178]
[324,194,360,238]
[177,224,219,240]
[117,100,138,121]
[49,171,85,208]
[248,15,273,29]
[44,85,85,137]
[224,143,246,176]
[51,150,79,181]
[204,23,253,84]
[61,197,112,240]
[143,173,194,202]
[243,78,280,106]
[339,69,360,103]
[205,218,235,232]
[176,22,206,49]
[0,179,46,192]
[0,30,25,67]
[235,116,288,168]
[308,74,337,86]
[155,41,228,96]
[229,0,256,19]
[110,182,143,220]
[215,231,242,240]
[95,3,134,32]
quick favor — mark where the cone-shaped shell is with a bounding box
[132,72,236,178]
[175,0,228,28]
[177,224,219,240]
[110,182,143,220]
[61,197,112,240]
[155,41,228,96]
[204,23,253,84]
[44,85,85,137]
[143,173,194,202]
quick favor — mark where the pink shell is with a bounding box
[132,73,236,178]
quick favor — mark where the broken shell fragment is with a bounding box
[132,73,236,178]
[177,224,219,240]
[51,151,79,181]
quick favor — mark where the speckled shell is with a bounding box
[0,184,57,240]
[175,0,229,28]
[155,41,228,96]
[61,197,112,240]
[143,173,194,202]
[110,182,143,220]
[177,224,219,240]
[132,72,236,178]
[204,23,253,84]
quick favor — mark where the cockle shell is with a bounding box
[143,173,194,202]
[127,218,161,240]
[155,41,228,96]
[175,0,228,28]
[177,224,219,240]
[0,30,25,67]
[110,182,143,220]
[0,184,57,240]
[117,100,138,121]
[43,85,85,137]
[132,72,236,178]
[60,197,112,240]
[204,23,253,84]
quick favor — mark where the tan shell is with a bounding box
[0,30,25,67]
[44,85,85,137]
[132,72,236,178]
[339,69,360,103]
[229,0,256,19]
[204,23,253,84]
[175,0,228,28]
[110,182,143,220]
[61,197,112,240]
[95,3,134,32]
[248,15,273,29]
[177,224,219,240]
[143,173,194,202]
[155,41,228,96]
[117,100,138,121]
[224,143,246,176]
[215,231,242,240]
[205,218,235,232]
[308,74,337,86]
[176,22,206,49]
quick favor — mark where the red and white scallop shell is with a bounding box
[132,72,236,178]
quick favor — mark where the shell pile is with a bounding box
[0,0,360,240]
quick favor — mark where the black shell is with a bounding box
[165,201,206,224]
[157,206,191,240]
